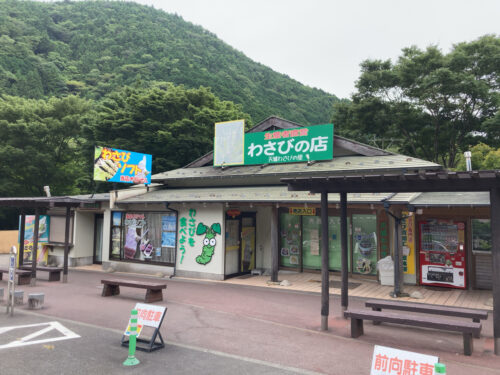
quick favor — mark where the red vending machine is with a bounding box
[419,219,466,289]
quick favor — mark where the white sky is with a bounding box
[134,0,499,99]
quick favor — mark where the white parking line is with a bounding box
[0,322,80,349]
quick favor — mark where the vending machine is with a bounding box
[419,219,466,289]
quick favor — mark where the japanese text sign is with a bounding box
[244,124,333,165]
[371,345,438,375]
[131,303,166,329]
[94,146,152,184]
[289,207,316,216]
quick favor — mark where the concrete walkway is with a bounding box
[76,262,493,311]
[1,268,498,374]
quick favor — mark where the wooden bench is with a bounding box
[101,278,167,303]
[344,308,481,356]
[20,265,63,282]
[0,268,31,285]
[365,299,488,338]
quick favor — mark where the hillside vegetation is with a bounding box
[0,0,338,124]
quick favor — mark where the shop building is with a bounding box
[2,117,494,291]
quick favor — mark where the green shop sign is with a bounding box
[244,124,333,165]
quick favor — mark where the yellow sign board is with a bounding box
[289,207,316,216]
[401,212,415,275]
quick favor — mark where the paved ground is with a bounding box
[0,266,499,374]
[0,312,304,375]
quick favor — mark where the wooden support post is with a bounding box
[490,187,500,355]
[320,191,329,331]
[351,318,364,338]
[270,205,279,283]
[19,213,26,267]
[463,332,473,356]
[63,206,71,283]
[340,192,348,314]
[31,208,40,286]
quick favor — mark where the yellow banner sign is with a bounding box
[289,207,316,216]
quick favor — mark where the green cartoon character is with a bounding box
[195,222,221,265]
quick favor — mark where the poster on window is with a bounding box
[162,232,176,247]
[162,215,176,231]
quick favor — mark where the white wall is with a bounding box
[174,203,224,278]
[72,212,95,259]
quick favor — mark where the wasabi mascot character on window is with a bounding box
[195,222,221,265]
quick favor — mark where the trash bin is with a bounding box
[377,256,394,286]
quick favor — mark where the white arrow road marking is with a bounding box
[0,322,80,349]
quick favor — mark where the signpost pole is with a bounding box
[123,309,140,366]
[6,246,16,316]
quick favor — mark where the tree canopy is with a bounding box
[88,83,252,174]
[332,35,500,168]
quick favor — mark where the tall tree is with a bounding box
[332,35,500,167]
[0,95,94,197]
[87,83,252,173]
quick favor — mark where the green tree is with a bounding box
[87,83,252,173]
[332,35,500,168]
[0,95,95,197]
[455,143,500,170]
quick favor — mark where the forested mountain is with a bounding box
[0,0,338,124]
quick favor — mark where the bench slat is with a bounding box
[345,309,481,334]
[365,299,488,320]
[20,266,63,272]
[0,268,32,275]
[101,279,167,289]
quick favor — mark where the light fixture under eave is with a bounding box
[203,202,207,208]
[250,203,253,208]
[225,202,229,207]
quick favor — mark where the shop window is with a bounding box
[472,219,491,253]
[110,212,122,259]
[352,214,377,275]
[280,213,301,268]
[110,211,177,265]
[280,211,353,272]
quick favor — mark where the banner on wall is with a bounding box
[18,215,50,265]
[213,122,334,166]
[94,146,152,184]
[402,211,415,275]
[213,120,245,166]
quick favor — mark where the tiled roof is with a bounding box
[118,185,413,204]
[152,154,441,186]
[409,192,490,206]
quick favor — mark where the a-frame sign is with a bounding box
[121,303,166,352]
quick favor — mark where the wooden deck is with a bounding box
[223,271,493,311]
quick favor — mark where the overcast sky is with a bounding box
[133,0,499,99]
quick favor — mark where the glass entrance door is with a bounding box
[93,214,104,264]
[240,214,256,272]
[225,216,240,276]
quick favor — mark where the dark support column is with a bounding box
[63,206,71,283]
[19,213,26,266]
[271,205,279,283]
[393,217,401,297]
[340,192,348,313]
[490,188,500,355]
[320,191,330,331]
[31,208,40,286]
